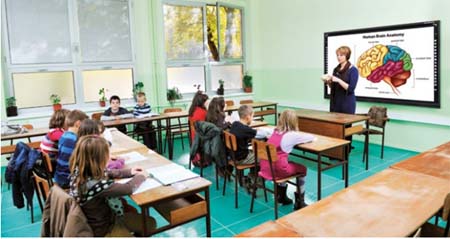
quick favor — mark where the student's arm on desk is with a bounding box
[281,131,316,153]
[119,113,134,119]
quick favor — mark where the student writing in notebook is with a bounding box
[101,95,133,134]
[69,135,156,237]
[262,109,315,210]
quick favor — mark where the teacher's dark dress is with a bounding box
[330,66,359,114]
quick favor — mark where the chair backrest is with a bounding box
[252,139,279,181]
[225,100,234,107]
[223,131,237,151]
[33,171,51,202]
[41,152,53,173]
[239,99,253,105]
[91,112,103,121]
[368,106,388,128]
[164,108,182,113]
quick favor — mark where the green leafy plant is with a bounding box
[50,94,61,105]
[6,97,16,107]
[99,88,107,102]
[167,87,182,106]
[133,82,144,95]
[243,73,253,88]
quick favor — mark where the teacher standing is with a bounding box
[326,46,359,114]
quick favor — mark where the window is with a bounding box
[12,71,75,108]
[164,2,245,94]
[3,0,135,110]
[82,69,134,102]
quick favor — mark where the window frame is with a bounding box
[162,0,246,96]
[2,0,137,112]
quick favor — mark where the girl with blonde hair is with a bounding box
[260,109,315,210]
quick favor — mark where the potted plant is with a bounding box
[217,79,224,95]
[50,94,62,111]
[243,73,253,93]
[99,88,107,107]
[6,97,18,117]
[166,87,182,106]
[133,81,144,100]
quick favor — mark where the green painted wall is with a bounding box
[247,0,450,151]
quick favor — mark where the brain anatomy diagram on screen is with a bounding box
[324,21,439,108]
[357,45,413,95]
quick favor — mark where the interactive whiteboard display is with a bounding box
[324,21,440,108]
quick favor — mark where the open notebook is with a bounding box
[146,163,199,185]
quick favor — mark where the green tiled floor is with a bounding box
[2,137,443,237]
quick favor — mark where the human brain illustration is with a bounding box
[357,44,413,95]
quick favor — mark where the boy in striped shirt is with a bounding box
[134,92,157,149]
[55,110,88,188]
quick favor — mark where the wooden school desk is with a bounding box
[1,127,47,144]
[226,101,278,124]
[391,141,450,181]
[235,221,302,237]
[109,129,212,236]
[276,168,450,237]
[295,109,369,167]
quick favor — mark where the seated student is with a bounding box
[69,135,156,237]
[77,119,100,137]
[133,92,157,149]
[206,97,231,130]
[188,91,209,142]
[40,109,70,164]
[229,105,267,165]
[101,95,133,134]
[262,109,314,210]
[55,110,88,188]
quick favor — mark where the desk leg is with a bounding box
[141,206,149,236]
[345,144,349,188]
[157,119,163,154]
[167,118,174,160]
[205,188,211,237]
[317,153,322,200]
[365,120,370,170]
[274,105,278,125]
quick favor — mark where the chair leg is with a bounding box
[274,183,278,219]
[215,165,219,190]
[262,179,268,202]
[235,170,239,208]
[381,131,385,159]
[249,175,258,213]
[180,133,185,150]
[222,168,227,196]
[444,219,449,237]
[30,200,34,223]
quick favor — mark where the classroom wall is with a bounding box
[247,0,450,152]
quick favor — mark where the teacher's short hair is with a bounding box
[336,46,351,60]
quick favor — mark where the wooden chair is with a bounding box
[32,171,51,213]
[225,100,234,107]
[249,139,303,219]
[222,131,256,208]
[91,112,103,121]
[358,106,389,159]
[239,99,253,105]
[163,108,190,152]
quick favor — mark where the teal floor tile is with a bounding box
[227,209,275,234]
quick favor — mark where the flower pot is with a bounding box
[217,86,224,95]
[99,100,106,107]
[169,100,175,107]
[6,106,18,117]
[53,104,62,111]
[244,87,252,93]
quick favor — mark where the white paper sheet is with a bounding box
[135,113,159,119]
[118,151,147,165]
[146,163,199,185]
[116,178,161,194]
